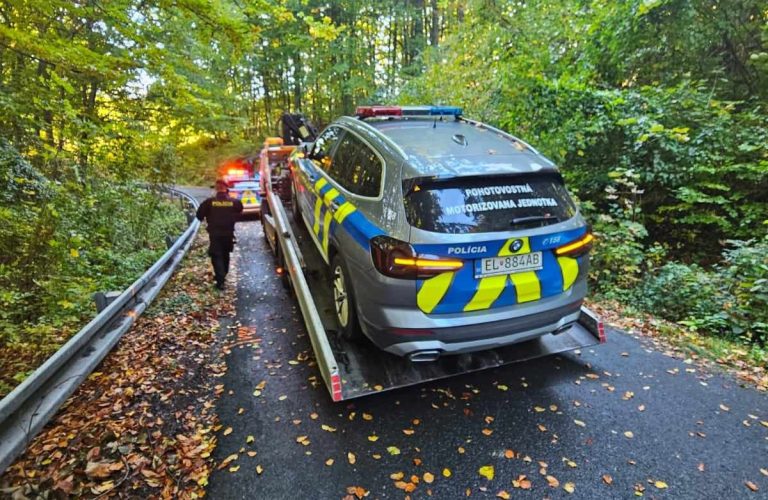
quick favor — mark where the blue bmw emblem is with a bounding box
[510,239,524,252]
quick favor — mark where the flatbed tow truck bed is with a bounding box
[260,164,605,402]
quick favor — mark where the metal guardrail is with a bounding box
[0,188,200,474]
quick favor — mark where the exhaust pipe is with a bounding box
[552,323,575,336]
[408,350,441,362]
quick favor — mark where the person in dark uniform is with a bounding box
[196,180,243,289]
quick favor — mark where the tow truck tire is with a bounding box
[331,254,363,342]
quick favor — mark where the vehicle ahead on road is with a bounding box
[290,105,593,361]
[227,178,261,217]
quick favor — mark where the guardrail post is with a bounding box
[186,212,195,224]
[93,291,122,313]
[165,235,175,249]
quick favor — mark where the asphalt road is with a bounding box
[200,208,767,499]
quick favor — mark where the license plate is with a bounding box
[476,252,543,278]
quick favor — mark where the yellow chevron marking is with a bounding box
[322,188,340,205]
[322,207,333,256]
[509,271,541,303]
[557,256,579,291]
[314,177,328,191]
[333,201,356,223]
[417,271,455,314]
[312,198,323,235]
[464,237,539,311]
[464,274,508,311]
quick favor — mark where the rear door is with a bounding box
[293,126,344,238]
[403,173,587,314]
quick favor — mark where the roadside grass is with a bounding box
[589,299,767,391]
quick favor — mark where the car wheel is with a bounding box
[331,254,363,342]
[290,182,302,225]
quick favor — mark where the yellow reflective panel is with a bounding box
[557,256,579,291]
[333,202,356,223]
[464,274,507,312]
[417,272,455,314]
[509,271,541,303]
[314,177,328,191]
[322,209,333,256]
[312,198,323,235]
[323,188,340,205]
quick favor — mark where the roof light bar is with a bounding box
[356,105,463,119]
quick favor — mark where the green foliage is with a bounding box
[0,141,185,350]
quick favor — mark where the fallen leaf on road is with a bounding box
[719,404,730,412]
[537,424,547,432]
[368,435,379,442]
[638,405,646,412]
[623,391,635,400]
[654,480,668,489]
[497,490,510,499]
[443,468,452,478]
[512,475,531,489]
[760,468,768,477]
[346,486,368,499]
[387,446,401,455]
[563,482,575,494]
[278,395,287,401]
[482,429,493,436]
[391,472,404,480]
[347,452,356,464]
[296,435,310,446]
[603,474,613,485]
[746,481,759,492]
[478,465,494,480]
[403,429,415,435]
[504,449,515,459]
[546,475,559,488]
[362,413,373,421]
[321,424,337,432]
[624,431,634,438]
[256,465,263,475]
[228,465,240,473]
[497,384,508,391]
[246,435,254,444]
[698,463,705,472]
[550,405,558,411]
[310,412,318,420]
[574,419,586,427]
[458,446,466,454]
[534,406,546,413]
[424,472,434,483]
[223,427,233,436]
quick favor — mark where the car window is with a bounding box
[403,173,577,234]
[309,126,343,172]
[329,133,382,197]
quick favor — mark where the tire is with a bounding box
[330,254,363,342]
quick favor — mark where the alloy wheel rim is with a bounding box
[333,265,349,327]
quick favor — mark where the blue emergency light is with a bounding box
[356,105,462,119]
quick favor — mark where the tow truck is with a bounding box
[259,112,606,402]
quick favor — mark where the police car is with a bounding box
[290,105,593,361]
[228,178,261,217]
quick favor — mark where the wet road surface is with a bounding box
[203,214,767,499]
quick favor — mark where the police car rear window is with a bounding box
[403,174,577,234]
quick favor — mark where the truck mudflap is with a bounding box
[261,165,605,402]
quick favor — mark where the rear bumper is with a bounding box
[361,299,583,357]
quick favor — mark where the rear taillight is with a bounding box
[555,232,594,258]
[370,235,463,279]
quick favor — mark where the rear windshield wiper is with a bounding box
[510,215,560,227]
